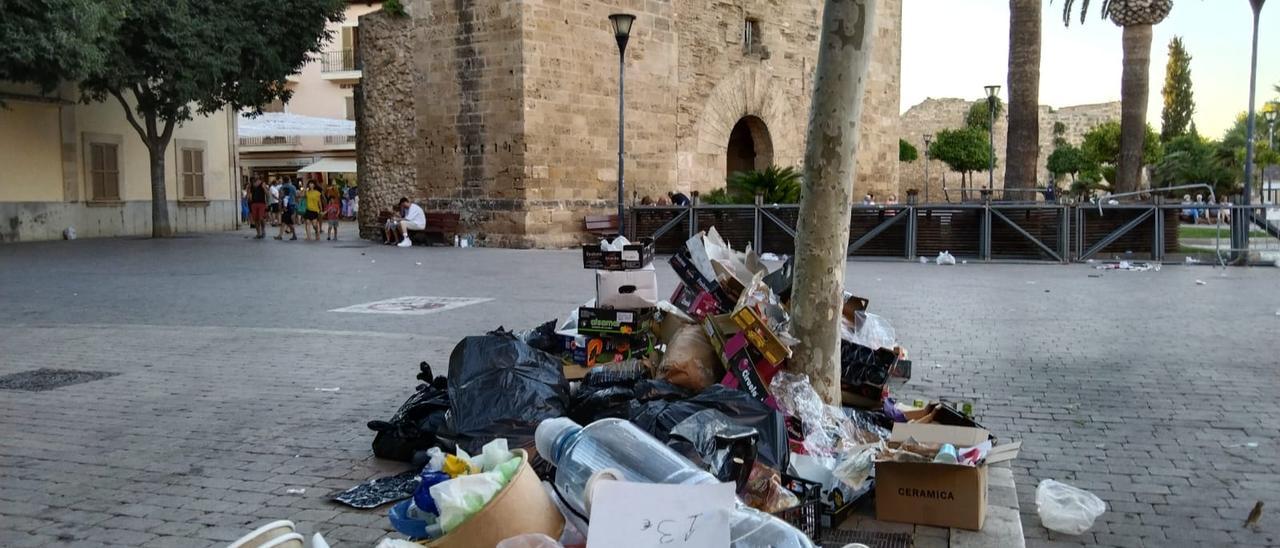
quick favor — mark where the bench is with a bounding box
[408,211,461,246]
[585,214,620,237]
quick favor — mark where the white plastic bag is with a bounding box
[936,251,956,265]
[1036,479,1106,535]
[496,534,564,548]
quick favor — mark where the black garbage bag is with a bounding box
[448,331,570,453]
[521,320,563,356]
[367,381,451,462]
[839,406,892,441]
[668,409,760,488]
[569,385,636,424]
[632,379,692,402]
[628,384,788,471]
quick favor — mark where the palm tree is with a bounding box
[1006,0,1042,197]
[726,165,803,204]
[1059,0,1173,194]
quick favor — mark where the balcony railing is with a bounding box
[324,134,356,145]
[322,49,361,73]
[239,135,300,147]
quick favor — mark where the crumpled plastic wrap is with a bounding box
[599,235,631,251]
[841,311,897,351]
[741,462,800,513]
[769,372,875,456]
[1036,479,1107,535]
[735,271,800,349]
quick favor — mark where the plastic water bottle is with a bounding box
[535,417,815,548]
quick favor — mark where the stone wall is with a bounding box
[355,12,417,234]
[898,98,1120,201]
[359,0,905,247]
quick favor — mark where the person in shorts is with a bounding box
[248,178,268,239]
[267,179,281,226]
[390,197,426,248]
[324,196,340,240]
[275,178,298,240]
[304,181,323,240]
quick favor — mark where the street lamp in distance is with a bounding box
[923,133,933,203]
[984,84,1001,200]
[609,13,636,236]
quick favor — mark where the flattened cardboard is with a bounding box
[874,461,988,530]
[596,267,659,309]
[889,422,990,447]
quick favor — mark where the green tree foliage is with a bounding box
[0,0,120,92]
[70,0,346,236]
[700,188,735,205]
[1080,120,1162,173]
[724,165,803,204]
[899,139,919,163]
[1160,36,1195,142]
[1153,134,1235,196]
[929,128,996,188]
[1047,145,1087,183]
[965,97,1005,132]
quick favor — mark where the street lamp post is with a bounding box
[1236,0,1265,263]
[923,133,933,203]
[984,85,1000,200]
[609,13,636,236]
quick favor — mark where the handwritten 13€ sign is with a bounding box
[587,480,734,548]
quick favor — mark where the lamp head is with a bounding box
[984,84,1001,100]
[610,13,636,51]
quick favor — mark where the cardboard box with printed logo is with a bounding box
[874,422,1020,531]
[595,265,659,309]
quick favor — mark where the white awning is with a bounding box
[238,112,355,137]
[297,158,357,173]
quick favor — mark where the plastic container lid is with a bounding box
[535,417,581,466]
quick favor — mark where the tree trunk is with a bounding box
[148,142,173,237]
[1005,0,1041,193]
[790,0,877,404]
[1117,23,1153,194]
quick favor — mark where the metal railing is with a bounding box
[238,135,300,147]
[628,199,1280,265]
[324,134,356,145]
[321,49,361,73]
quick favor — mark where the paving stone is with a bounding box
[2,233,1278,546]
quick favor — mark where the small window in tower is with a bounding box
[744,18,762,55]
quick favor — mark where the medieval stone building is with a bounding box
[357,0,902,247]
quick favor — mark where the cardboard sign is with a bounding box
[587,481,733,548]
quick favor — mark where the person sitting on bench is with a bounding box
[384,197,426,247]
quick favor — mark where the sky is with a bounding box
[901,0,1280,138]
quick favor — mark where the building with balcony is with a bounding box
[238,1,380,184]
[0,82,238,242]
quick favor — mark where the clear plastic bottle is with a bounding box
[535,417,814,548]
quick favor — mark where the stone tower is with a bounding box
[358,0,902,248]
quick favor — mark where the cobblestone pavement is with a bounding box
[1,227,1278,547]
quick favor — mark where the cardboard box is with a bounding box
[669,252,734,309]
[571,334,651,366]
[425,450,564,547]
[596,266,659,309]
[730,306,792,366]
[701,313,740,358]
[576,306,656,336]
[719,332,780,409]
[582,237,655,270]
[670,283,721,321]
[874,423,1019,531]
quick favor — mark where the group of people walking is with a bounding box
[245,176,354,241]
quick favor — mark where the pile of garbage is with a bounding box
[352,229,1021,545]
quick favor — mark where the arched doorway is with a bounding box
[726,115,774,178]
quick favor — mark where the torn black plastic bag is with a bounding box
[367,381,451,462]
[447,332,570,453]
[668,409,760,488]
[628,384,788,471]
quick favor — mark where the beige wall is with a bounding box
[0,82,237,241]
[0,101,64,202]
